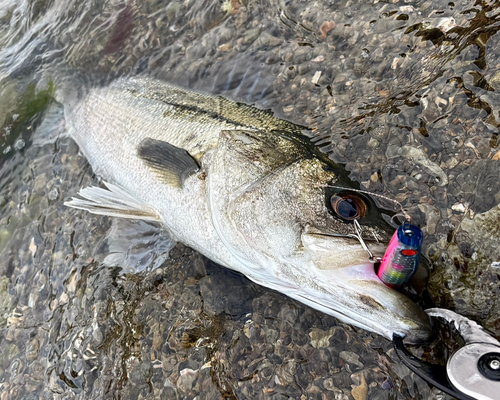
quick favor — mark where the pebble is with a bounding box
[367,138,379,148]
[339,351,364,369]
[436,17,456,32]
[351,372,368,400]
[311,71,322,84]
[381,375,393,390]
[257,32,282,47]
[418,204,440,235]
[26,338,39,361]
[29,238,37,257]
[48,188,59,201]
[14,139,25,150]
[177,368,198,391]
[319,20,335,39]
[451,203,467,213]
[309,327,335,348]
[312,55,325,62]
[399,146,448,186]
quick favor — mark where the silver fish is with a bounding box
[63,76,432,343]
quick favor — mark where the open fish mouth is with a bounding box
[299,230,433,344]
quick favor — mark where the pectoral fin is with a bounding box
[65,181,161,221]
[137,138,199,188]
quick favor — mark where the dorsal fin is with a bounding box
[137,138,199,188]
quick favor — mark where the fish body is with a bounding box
[64,76,432,343]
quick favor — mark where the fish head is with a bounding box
[209,129,433,343]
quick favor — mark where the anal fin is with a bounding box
[65,182,160,222]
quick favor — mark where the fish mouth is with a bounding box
[300,231,433,344]
[292,287,433,344]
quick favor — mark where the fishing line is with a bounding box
[326,185,411,222]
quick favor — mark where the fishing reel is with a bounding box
[393,308,500,400]
[340,189,500,398]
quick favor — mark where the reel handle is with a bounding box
[393,308,500,400]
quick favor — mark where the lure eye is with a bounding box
[330,194,367,221]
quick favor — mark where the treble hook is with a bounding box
[353,219,380,262]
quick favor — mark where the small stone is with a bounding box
[29,238,37,257]
[399,5,415,12]
[26,338,39,361]
[218,43,231,52]
[153,331,162,351]
[48,188,59,201]
[66,272,77,293]
[367,138,379,148]
[491,149,500,161]
[381,375,393,390]
[395,193,408,203]
[262,387,274,395]
[436,17,456,32]
[309,327,335,348]
[311,71,322,84]
[312,55,325,62]
[234,11,248,28]
[451,203,466,213]
[399,146,448,186]
[391,58,399,70]
[319,20,335,39]
[241,28,261,44]
[351,372,368,400]
[283,105,294,113]
[14,139,25,150]
[418,204,440,235]
[339,351,364,369]
[60,292,68,303]
[257,32,282,47]
[4,344,19,362]
[298,64,310,75]
[177,368,198,392]
[445,157,459,169]
[323,377,340,391]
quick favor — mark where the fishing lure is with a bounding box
[377,222,423,287]
[329,186,424,288]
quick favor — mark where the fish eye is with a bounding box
[330,194,367,221]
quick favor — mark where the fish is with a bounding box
[62,76,432,343]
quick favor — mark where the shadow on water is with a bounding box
[0,0,500,398]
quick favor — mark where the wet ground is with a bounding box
[0,0,500,398]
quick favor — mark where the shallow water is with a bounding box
[0,0,499,398]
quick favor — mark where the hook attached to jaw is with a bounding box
[352,219,382,263]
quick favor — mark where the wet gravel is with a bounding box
[1,0,500,398]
